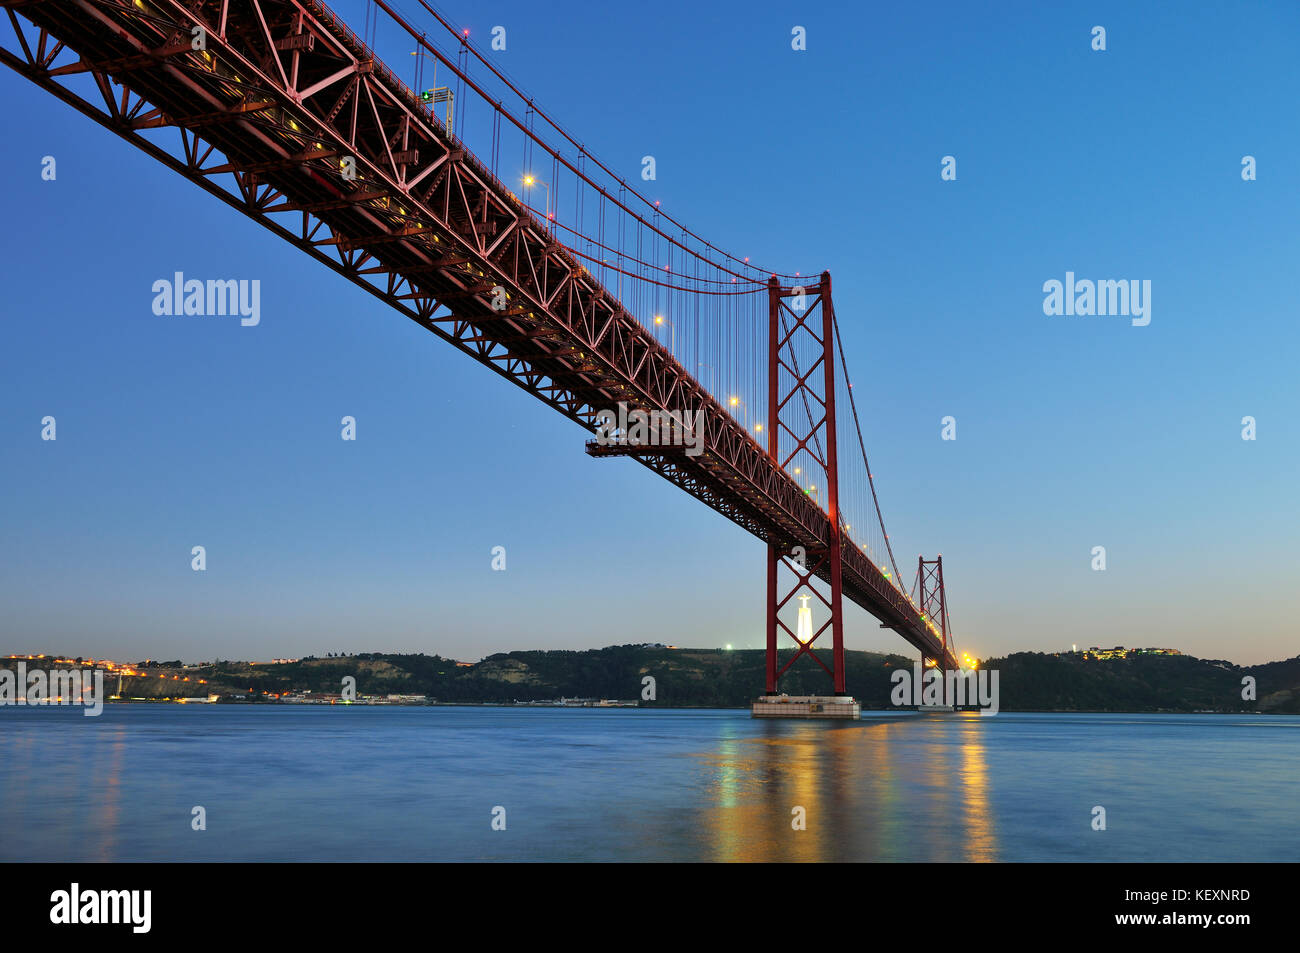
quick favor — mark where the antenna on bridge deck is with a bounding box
[411,32,454,130]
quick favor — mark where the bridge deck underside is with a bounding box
[4,0,956,670]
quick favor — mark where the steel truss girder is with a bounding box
[0,0,958,673]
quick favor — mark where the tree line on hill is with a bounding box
[156,647,1300,711]
[8,647,1295,711]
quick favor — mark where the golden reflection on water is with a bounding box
[93,725,127,862]
[921,719,953,861]
[958,714,997,861]
[0,718,127,861]
[695,714,998,862]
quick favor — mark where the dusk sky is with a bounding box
[2,0,1298,666]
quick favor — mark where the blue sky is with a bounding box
[2,0,1298,666]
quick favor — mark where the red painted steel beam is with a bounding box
[0,0,959,672]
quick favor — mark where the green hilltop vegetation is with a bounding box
[184,648,913,708]
[27,646,1297,712]
[981,651,1297,713]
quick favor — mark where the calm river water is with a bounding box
[0,706,1294,861]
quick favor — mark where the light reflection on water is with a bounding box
[697,715,998,862]
[0,706,1293,862]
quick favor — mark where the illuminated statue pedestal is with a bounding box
[751,695,860,720]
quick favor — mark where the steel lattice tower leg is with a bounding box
[915,555,950,704]
[765,273,845,695]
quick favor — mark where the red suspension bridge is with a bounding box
[1,0,965,705]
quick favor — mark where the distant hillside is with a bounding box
[1234,654,1300,712]
[8,647,1296,712]
[979,651,1297,713]
[194,647,917,708]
